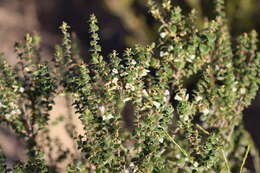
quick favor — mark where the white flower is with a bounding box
[195,96,203,102]
[131,60,137,65]
[112,68,118,74]
[19,87,25,93]
[13,85,18,92]
[160,51,164,57]
[9,102,16,108]
[153,101,161,109]
[142,89,149,97]
[190,55,195,60]
[24,67,30,72]
[174,94,183,101]
[184,93,189,101]
[125,83,135,91]
[121,72,128,76]
[0,102,7,108]
[193,162,199,168]
[168,45,174,51]
[140,69,150,77]
[99,105,105,115]
[164,90,170,102]
[232,87,237,92]
[112,77,118,84]
[123,98,131,103]
[226,63,232,68]
[183,114,189,121]
[103,114,113,121]
[159,138,164,143]
[240,88,246,94]
[160,32,167,38]
[187,54,196,62]
[17,109,21,115]
[202,108,210,115]
[174,90,189,101]
[160,51,169,57]
[10,109,21,115]
[217,76,224,80]
[5,114,11,119]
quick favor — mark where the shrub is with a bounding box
[0,0,259,172]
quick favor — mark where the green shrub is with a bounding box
[0,0,259,172]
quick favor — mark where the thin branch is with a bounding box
[221,149,230,173]
[162,128,188,157]
[240,146,250,173]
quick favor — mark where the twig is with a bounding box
[221,149,230,173]
[162,128,188,157]
[240,146,250,173]
[196,124,209,135]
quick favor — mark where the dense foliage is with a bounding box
[0,0,259,172]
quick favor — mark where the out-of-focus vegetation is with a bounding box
[105,0,260,45]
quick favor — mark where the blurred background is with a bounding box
[0,0,259,172]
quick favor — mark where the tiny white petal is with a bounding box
[202,108,210,115]
[174,94,183,101]
[193,162,199,168]
[112,77,118,84]
[9,102,15,108]
[24,67,30,72]
[11,109,21,115]
[240,88,246,94]
[164,90,170,102]
[112,68,118,74]
[226,63,232,68]
[160,32,167,38]
[106,114,114,120]
[168,45,174,51]
[217,76,224,80]
[15,109,21,115]
[184,94,189,101]
[10,110,16,115]
[176,154,181,159]
[153,101,161,109]
[99,105,105,115]
[131,60,137,65]
[140,69,150,77]
[142,89,149,97]
[5,114,11,119]
[183,115,189,121]
[195,96,203,102]
[125,83,135,91]
[129,162,135,167]
[190,55,195,60]
[160,51,165,57]
[125,83,130,89]
[121,72,128,76]
[12,109,21,115]
[103,113,113,121]
[123,98,131,103]
[165,90,170,97]
[0,102,7,108]
[159,138,164,143]
[19,87,25,93]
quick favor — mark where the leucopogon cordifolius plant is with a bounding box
[0,0,259,172]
